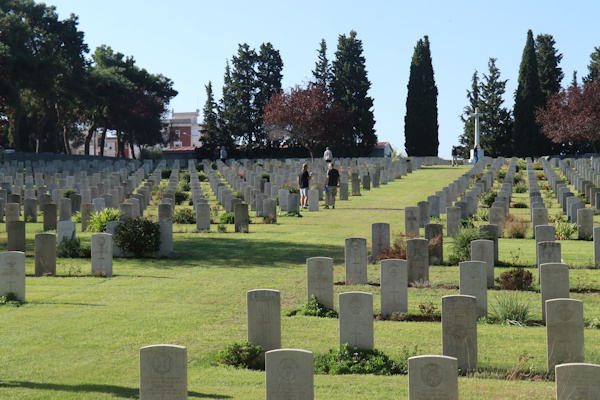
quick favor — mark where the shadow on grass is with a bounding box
[175,235,343,267]
[0,381,232,399]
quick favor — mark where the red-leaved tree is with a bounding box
[536,81,600,151]
[263,84,351,160]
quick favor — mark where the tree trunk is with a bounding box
[129,142,136,159]
[99,127,106,156]
[84,119,97,156]
[35,113,49,153]
[63,125,72,154]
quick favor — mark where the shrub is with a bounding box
[114,217,161,258]
[282,183,300,195]
[217,224,227,233]
[495,268,533,291]
[479,190,498,208]
[298,295,338,318]
[475,208,489,222]
[198,171,208,182]
[515,159,527,172]
[140,146,163,160]
[63,188,77,198]
[495,170,507,181]
[556,219,577,240]
[161,168,172,179]
[217,341,262,369]
[448,227,491,265]
[260,172,270,182]
[0,293,22,307]
[220,212,235,224]
[210,161,217,170]
[490,292,532,325]
[513,182,528,193]
[177,180,190,192]
[174,190,189,205]
[533,161,543,170]
[512,200,528,208]
[71,211,82,223]
[87,208,123,232]
[57,235,91,258]
[314,343,416,376]
[179,171,190,183]
[172,208,196,224]
[512,174,524,185]
[504,215,528,238]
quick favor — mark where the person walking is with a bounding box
[220,146,228,163]
[324,163,340,209]
[473,145,479,163]
[451,145,458,167]
[323,147,333,163]
[297,163,312,209]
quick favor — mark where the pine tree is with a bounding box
[219,61,235,146]
[479,58,513,157]
[200,81,222,149]
[536,34,564,99]
[313,39,332,89]
[331,30,376,155]
[255,42,283,146]
[512,30,546,157]
[584,46,600,83]
[458,70,480,158]
[404,36,439,156]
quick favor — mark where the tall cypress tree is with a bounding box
[255,42,283,146]
[513,30,546,157]
[536,34,564,99]
[200,81,224,149]
[458,70,480,158]
[225,43,257,146]
[313,39,332,89]
[331,30,376,154]
[480,58,513,157]
[404,36,439,156]
[584,46,600,83]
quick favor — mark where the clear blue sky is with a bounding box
[51,0,600,158]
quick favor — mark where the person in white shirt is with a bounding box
[323,147,333,163]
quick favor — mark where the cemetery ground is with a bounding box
[1,162,600,399]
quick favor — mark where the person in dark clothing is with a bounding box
[325,163,340,209]
[297,163,312,209]
[451,145,458,167]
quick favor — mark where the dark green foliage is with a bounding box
[495,268,533,291]
[282,183,299,195]
[220,212,235,224]
[260,172,270,182]
[114,217,161,258]
[177,180,190,192]
[331,30,377,154]
[312,39,333,89]
[448,227,491,265]
[161,168,172,179]
[298,296,338,318]
[405,36,439,156]
[0,293,22,307]
[584,46,600,83]
[255,42,284,147]
[200,81,222,149]
[217,341,262,369]
[513,30,550,157]
[172,208,196,224]
[63,188,77,198]
[174,190,188,205]
[179,171,190,183]
[479,190,498,208]
[314,343,418,376]
[57,234,91,258]
[536,34,564,99]
[197,172,208,182]
[458,70,480,158]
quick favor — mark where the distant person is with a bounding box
[324,163,340,209]
[323,147,333,163]
[212,147,219,161]
[451,145,458,167]
[220,147,227,163]
[297,163,312,209]
[473,145,479,163]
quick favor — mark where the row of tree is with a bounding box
[0,0,177,157]
[459,30,600,158]
[201,31,377,159]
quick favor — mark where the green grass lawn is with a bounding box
[0,162,598,399]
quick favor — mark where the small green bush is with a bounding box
[504,215,528,239]
[314,343,418,376]
[556,219,577,240]
[172,208,196,224]
[495,170,507,181]
[515,159,527,172]
[448,227,491,265]
[490,293,532,325]
[198,172,208,182]
[217,341,262,369]
[71,211,82,223]
[514,182,528,193]
[114,217,161,258]
[260,172,270,182]
[282,183,300,195]
[298,295,338,318]
[512,174,524,185]
[495,268,533,291]
[161,168,172,179]
[220,212,235,224]
[174,190,189,205]
[87,208,123,232]
[63,188,77,198]
[179,171,190,183]
[479,190,498,208]
[177,181,190,192]
[57,234,91,258]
